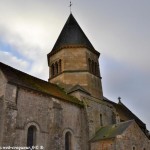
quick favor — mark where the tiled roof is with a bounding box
[90,120,134,142]
[0,62,84,107]
[48,13,100,57]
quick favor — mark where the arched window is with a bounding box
[132,146,136,150]
[100,114,103,126]
[65,132,72,150]
[51,64,55,77]
[97,65,100,77]
[112,112,116,124]
[94,62,97,75]
[27,125,36,148]
[55,62,58,75]
[88,58,91,72]
[58,59,62,73]
[92,60,94,73]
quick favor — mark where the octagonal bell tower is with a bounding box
[47,14,103,99]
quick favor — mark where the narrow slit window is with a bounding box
[88,58,91,72]
[92,60,94,74]
[51,64,55,77]
[95,62,97,75]
[65,132,72,150]
[100,114,103,126]
[27,126,36,148]
[59,59,62,73]
[132,146,136,150]
[55,62,58,75]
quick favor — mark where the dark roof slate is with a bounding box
[48,13,100,57]
[90,120,134,142]
[0,62,84,107]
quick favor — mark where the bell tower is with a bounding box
[47,14,103,99]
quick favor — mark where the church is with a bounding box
[0,13,150,150]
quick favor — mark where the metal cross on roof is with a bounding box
[118,97,121,103]
[69,1,72,13]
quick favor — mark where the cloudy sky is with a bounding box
[0,0,150,130]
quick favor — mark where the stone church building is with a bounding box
[0,13,150,150]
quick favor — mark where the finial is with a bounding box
[69,1,72,13]
[118,97,121,103]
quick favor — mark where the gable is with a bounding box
[115,121,150,149]
[123,120,150,140]
[103,97,146,132]
[90,120,150,150]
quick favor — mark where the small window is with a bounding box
[132,146,136,150]
[55,62,58,75]
[51,64,55,77]
[92,60,94,73]
[112,112,116,124]
[65,132,72,150]
[94,62,97,75]
[27,126,36,148]
[88,58,91,72]
[100,114,103,126]
[58,59,62,73]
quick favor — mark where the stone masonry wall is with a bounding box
[14,88,51,148]
[2,83,18,146]
[1,84,84,150]
[91,139,115,150]
[90,121,150,150]
[49,48,88,72]
[59,100,86,150]
[0,70,7,146]
[0,70,6,97]
[49,47,103,99]
[116,121,150,150]
[84,97,116,139]
[70,91,117,140]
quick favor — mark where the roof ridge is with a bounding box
[0,62,84,106]
[0,62,52,85]
[118,101,146,126]
[103,96,147,134]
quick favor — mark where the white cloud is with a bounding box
[0,0,67,81]
[0,0,150,130]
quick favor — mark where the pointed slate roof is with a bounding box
[48,13,100,57]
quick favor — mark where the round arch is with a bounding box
[63,128,75,150]
[25,122,41,147]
